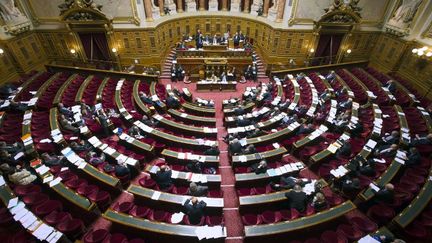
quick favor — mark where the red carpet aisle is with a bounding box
[158,50,270,243]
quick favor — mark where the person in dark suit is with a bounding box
[41,153,64,167]
[186,160,203,173]
[410,133,432,146]
[285,184,308,213]
[384,80,396,93]
[70,140,91,152]
[139,91,154,105]
[114,164,130,178]
[237,117,251,127]
[204,145,220,156]
[249,160,267,174]
[58,103,73,118]
[0,141,23,154]
[375,144,398,158]
[381,131,399,145]
[296,123,314,135]
[183,197,207,225]
[373,183,394,204]
[233,32,240,47]
[154,165,172,190]
[234,107,245,116]
[312,192,328,212]
[341,176,360,194]
[188,182,208,197]
[229,138,243,155]
[196,33,203,48]
[405,147,421,166]
[243,144,256,154]
[350,122,364,137]
[166,96,180,109]
[336,141,352,158]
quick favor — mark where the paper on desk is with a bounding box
[358,235,380,243]
[8,197,18,208]
[0,176,5,187]
[171,212,185,224]
[151,191,161,200]
[369,183,380,192]
[49,177,62,187]
[43,175,54,184]
[33,223,54,241]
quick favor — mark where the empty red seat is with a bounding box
[83,229,110,243]
[77,185,99,197]
[14,184,41,196]
[320,230,348,243]
[351,217,377,233]
[44,211,72,226]
[242,214,262,225]
[130,205,150,218]
[367,204,395,225]
[102,233,128,243]
[337,224,363,241]
[65,178,88,189]
[22,193,49,206]
[261,210,281,224]
[148,210,170,222]
[206,215,223,226]
[138,177,156,188]
[32,200,63,217]
[112,202,133,213]
[89,191,111,209]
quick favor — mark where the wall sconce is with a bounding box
[346,49,352,54]
[134,59,139,64]
[0,48,4,56]
[309,48,315,53]
[70,49,77,58]
[412,46,432,58]
[112,48,118,56]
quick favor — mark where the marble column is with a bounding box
[144,0,154,20]
[158,0,165,16]
[177,0,184,12]
[199,0,206,10]
[222,0,228,10]
[243,0,250,13]
[276,0,286,22]
[262,0,270,17]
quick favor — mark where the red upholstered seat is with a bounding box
[367,204,395,225]
[304,238,321,243]
[44,211,72,226]
[77,185,99,197]
[112,202,134,213]
[261,210,281,224]
[351,217,377,233]
[83,229,110,243]
[242,214,262,225]
[337,224,363,241]
[206,215,223,226]
[130,205,150,218]
[0,208,13,227]
[102,233,128,243]
[56,219,84,237]
[129,239,146,243]
[148,210,170,222]
[320,230,348,243]
[88,191,111,209]
[14,184,41,196]
[404,222,428,240]
[32,200,63,217]
[65,178,88,189]
[22,193,49,206]
[138,177,155,189]
[183,215,205,225]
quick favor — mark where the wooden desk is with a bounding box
[196,81,237,92]
[153,114,217,138]
[244,201,356,237]
[128,185,223,208]
[231,147,287,165]
[96,77,110,102]
[133,80,152,116]
[203,44,227,51]
[235,161,304,184]
[52,74,79,106]
[103,209,225,240]
[182,102,215,117]
[223,102,255,116]
[245,122,301,146]
[12,71,43,102]
[162,149,219,166]
[144,164,221,185]
[75,74,94,104]
[167,109,216,126]
[149,82,167,110]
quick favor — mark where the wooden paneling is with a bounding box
[369,34,408,72]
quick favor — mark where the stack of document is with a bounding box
[195,225,226,240]
[330,166,348,178]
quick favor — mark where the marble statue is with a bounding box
[0,0,27,23]
[388,0,423,29]
[251,0,263,16]
[230,0,241,12]
[209,0,218,11]
[164,0,177,14]
[151,0,160,19]
[268,0,280,21]
[186,0,196,12]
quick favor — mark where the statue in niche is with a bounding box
[388,0,423,29]
[251,0,263,16]
[185,0,196,12]
[231,0,241,12]
[0,0,28,23]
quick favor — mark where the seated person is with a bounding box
[247,129,265,139]
[186,160,203,173]
[319,89,334,103]
[373,183,395,204]
[335,87,347,98]
[236,117,252,127]
[296,123,314,135]
[282,114,299,126]
[86,151,106,166]
[294,105,308,116]
[58,103,73,118]
[166,96,180,109]
[128,125,144,138]
[0,150,17,165]
[405,147,421,166]
[154,165,172,190]
[384,80,396,93]
[187,182,208,197]
[341,176,360,194]
[326,71,336,82]
[0,141,24,154]
[243,144,256,154]
[249,160,267,174]
[279,99,291,111]
[41,153,64,167]
[114,160,130,178]
[70,140,91,152]
[142,115,158,127]
[139,91,154,105]
[59,114,79,134]
[410,133,432,146]
[285,184,308,213]
[350,122,364,137]
[229,138,243,155]
[5,165,37,186]
[337,99,352,110]
[234,107,245,116]
[204,145,220,156]
[336,141,352,158]
[183,197,207,225]
[271,176,310,190]
[375,144,398,158]
[381,131,400,145]
[312,192,328,211]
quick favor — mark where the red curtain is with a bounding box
[314,34,344,65]
[78,32,110,61]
